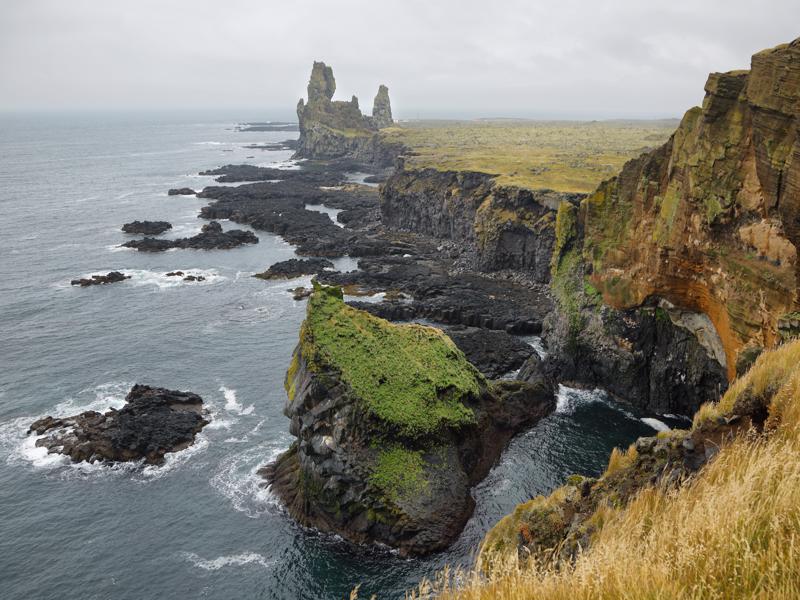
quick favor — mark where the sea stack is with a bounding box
[262,283,555,556]
[294,62,396,165]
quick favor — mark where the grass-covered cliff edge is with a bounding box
[405,339,800,600]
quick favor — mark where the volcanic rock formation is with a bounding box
[263,284,555,556]
[294,62,397,164]
[28,384,209,465]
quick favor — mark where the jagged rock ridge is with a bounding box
[294,61,395,164]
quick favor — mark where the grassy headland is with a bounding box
[380,119,677,192]
[400,340,800,600]
[299,284,482,438]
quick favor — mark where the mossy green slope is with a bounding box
[301,284,482,437]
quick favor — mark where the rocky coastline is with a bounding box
[62,45,796,561]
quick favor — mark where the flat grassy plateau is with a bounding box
[380,119,678,193]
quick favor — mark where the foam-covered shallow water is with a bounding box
[1,112,661,600]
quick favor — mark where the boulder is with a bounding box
[121,220,172,235]
[70,271,130,287]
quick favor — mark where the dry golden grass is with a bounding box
[380,119,677,193]
[377,339,800,600]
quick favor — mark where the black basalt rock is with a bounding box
[28,384,209,465]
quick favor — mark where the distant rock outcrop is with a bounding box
[121,220,172,235]
[371,84,393,129]
[294,61,398,165]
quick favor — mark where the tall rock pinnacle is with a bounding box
[372,84,393,128]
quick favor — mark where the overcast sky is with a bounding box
[1,0,797,119]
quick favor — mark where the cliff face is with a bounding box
[581,39,800,379]
[264,284,555,556]
[380,167,580,282]
[294,62,396,165]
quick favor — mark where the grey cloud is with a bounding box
[0,0,797,118]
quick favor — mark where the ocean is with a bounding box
[0,111,669,600]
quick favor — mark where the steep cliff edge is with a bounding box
[469,339,800,600]
[580,39,800,379]
[263,284,555,556]
[381,167,578,282]
[294,62,399,165]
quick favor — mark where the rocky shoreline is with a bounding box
[57,51,797,559]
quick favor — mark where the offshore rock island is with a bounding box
[262,283,555,555]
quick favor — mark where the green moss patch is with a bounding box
[301,284,481,437]
[369,446,430,504]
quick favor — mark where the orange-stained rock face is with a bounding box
[581,39,800,379]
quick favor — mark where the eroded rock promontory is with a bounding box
[262,284,555,555]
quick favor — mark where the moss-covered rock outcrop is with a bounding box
[578,38,800,379]
[294,62,398,165]
[263,284,556,556]
[518,38,800,415]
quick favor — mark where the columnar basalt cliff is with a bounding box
[577,39,800,379]
[380,167,581,282]
[294,62,398,165]
[263,284,555,556]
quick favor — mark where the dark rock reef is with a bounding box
[71,271,130,287]
[121,221,258,252]
[254,258,334,280]
[28,384,209,465]
[167,188,197,196]
[262,284,555,556]
[121,220,172,235]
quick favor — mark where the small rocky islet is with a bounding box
[29,384,209,465]
[121,220,258,252]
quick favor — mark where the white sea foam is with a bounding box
[344,291,386,304]
[555,384,635,419]
[220,386,255,416]
[209,442,288,518]
[106,244,136,253]
[123,269,225,289]
[524,336,547,359]
[641,417,671,432]
[181,551,274,571]
[140,435,210,480]
[65,269,225,289]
